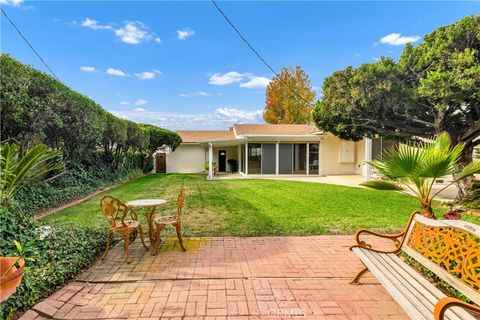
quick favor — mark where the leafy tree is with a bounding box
[362,133,480,218]
[314,16,480,198]
[0,143,63,206]
[141,124,182,153]
[263,66,316,124]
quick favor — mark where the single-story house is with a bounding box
[156,124,390,180]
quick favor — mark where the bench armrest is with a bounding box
[353,229,405,251]
[434,297,480,320]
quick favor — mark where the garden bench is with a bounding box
[350,211,480,320]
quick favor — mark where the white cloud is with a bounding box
[0,0,23,6]
[114,21,154,44]
[178,91,212,98]
[135,99,147,105]
[353,53,361,57]
[106,68,127,77]
[209,71,245,85]
[133,108,147,112]
[214,107,262,122]
[209,71,271,89]
[80,66,97,72]
[79,18,159,45]
[177,29,195,40]
[109,107,264,130]
[119,101,130,105]
[81,18,112,30]
[239,76,270,89]
[372,56,381,62]
[134,69,161,80]
[379,33,420,46]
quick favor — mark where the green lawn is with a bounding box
[41,173,440,236]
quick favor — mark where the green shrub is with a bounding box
[15,152,143,216]
[0,207,108,319]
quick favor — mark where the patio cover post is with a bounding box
[306,143,310,176]
[275,142,279,175]
[364,137,372,182]
[245,142,248,175]
[208,143,213,180]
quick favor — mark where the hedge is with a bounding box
[0,54,181,163]
[15,152,143,216]
[0,207,109,319]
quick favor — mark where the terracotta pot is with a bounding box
[0,257,25,303]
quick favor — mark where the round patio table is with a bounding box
[125,199,167,246]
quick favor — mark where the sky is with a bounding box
[1,1,479,130]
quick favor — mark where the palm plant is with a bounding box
[0,143,63,206]
[362,133,480,218]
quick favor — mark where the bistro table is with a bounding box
[125,199,167,246]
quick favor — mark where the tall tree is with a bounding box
[313,15,480,199]
[263,66,316,124]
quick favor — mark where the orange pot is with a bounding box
[0,257,25,303]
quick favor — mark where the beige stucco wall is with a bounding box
[166,144,206,173]
[166,144,241,173]
[321,135,365,175]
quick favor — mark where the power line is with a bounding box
[211,0,314,106]
[1,8,59,80]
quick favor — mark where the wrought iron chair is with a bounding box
[152,188,187,255]
[100,195,148,263]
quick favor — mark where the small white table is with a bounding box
[125,199,167,246]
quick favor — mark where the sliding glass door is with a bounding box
[293,144,307,174]
[247,143,261,174]
[261,144,276,174]
[309,143,319,175]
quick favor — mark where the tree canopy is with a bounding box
[313,15,480,159]
[0,54,181,163]
[263,66,316,124]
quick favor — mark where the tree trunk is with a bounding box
[421,200,436,219]
[455,142,474,201]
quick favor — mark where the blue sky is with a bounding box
[1,1,479,130]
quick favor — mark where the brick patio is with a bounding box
[20,236,408,320]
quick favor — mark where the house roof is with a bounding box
[176,130,235,143]
[234,124,319,136]
[176,124,321,143]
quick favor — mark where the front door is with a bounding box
[218,150,226,172]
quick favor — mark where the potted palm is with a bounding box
[362,132,480,218]
[0,241,32,303]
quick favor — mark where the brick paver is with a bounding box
[21,236,407,319]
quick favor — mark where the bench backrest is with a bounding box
[401,214,480,305]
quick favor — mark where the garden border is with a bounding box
[31,174,145,221]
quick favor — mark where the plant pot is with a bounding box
[0,257,25,303]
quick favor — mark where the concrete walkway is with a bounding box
[21,236,407,320]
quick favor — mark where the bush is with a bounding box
[15,152,143,216]
[0,207,108,319]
